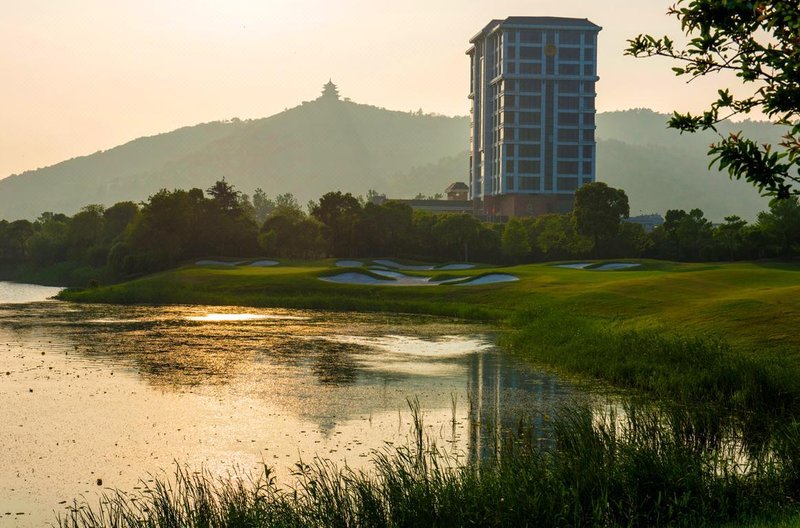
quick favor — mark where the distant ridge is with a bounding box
[0,101,784,221]
[0,95,468,220]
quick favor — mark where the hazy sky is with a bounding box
[0,0,754,179]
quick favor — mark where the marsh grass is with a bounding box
[59,403,800,528]
[506,305,800,418]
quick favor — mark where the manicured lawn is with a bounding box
[60,259,800,357]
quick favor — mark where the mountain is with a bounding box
[0,101,787,221]
[0,96,468,220]
[596,109,784,220]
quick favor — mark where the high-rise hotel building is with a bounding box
[468,17,601,217]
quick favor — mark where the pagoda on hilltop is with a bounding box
[319,79,340,101]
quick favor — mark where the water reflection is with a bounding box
[0,296,588,527]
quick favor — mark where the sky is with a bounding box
[0,0,756,179]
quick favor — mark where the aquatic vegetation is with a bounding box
[58,404,800,528]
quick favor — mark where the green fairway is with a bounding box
[59,259,800,353]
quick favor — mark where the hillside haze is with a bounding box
[0,99,784,221]
[0,93,468,220]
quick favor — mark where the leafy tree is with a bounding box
[606,222,653,258]
[574,182,630,253]
[311,192,363,257]
[534,214,592,261]
[5,219,34,259]
[252,188,275,225]
[662,209,688,259]
[432,214,481,262]
[626,1,800,198]
[501,218,531,262]
[207,178,242,217]
[28,214,70,266]
[714,215,748,260]
[67,205,105,263]
[676,209,714,261]
[259,208,324,259]
[757,197,800,257]
[275,193,301,212]
[102,202,139,245]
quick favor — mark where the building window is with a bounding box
[583,113,595,126]
[519,62,542,75]
[560,80,580,93]
[560,31,582,45]
[520,176,540,190]
[582,97,595,110]
[506,46,516,59]
[583,161,593,174]
[558,128,579,141]
[583,129,595,142]
[557,177,579,191]
[506,160,515,173]
[520,30,542,43]
[506,175,515,190]
[559,63,580,75]
[558,112,579,126]
[519,46,542,59]
[519,111,540,124]
[560,47,581,61]
[519,144,540,157]
[519,79,538,92]
[519,95,541,108]
[519,160,541,174]
[519,128,541,142]
[557,161,579,174]
[559,145,579,158]
[583,145,594,158]
[583,47,595,61]
[582,81,596,93]
[558,96,579,109]
[584,32,597,46]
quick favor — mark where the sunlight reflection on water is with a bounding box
[0,286,588,527]
[186,313,309,322]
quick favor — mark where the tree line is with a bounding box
[1,180,800,284]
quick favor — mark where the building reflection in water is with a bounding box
[466,350,575,462]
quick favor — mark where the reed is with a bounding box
[59,404,800,528]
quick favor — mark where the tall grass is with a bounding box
[505,305,800,418]
[59,404,800,528]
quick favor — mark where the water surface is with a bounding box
[0,283,588,527]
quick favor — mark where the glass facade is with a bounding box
[468,17,600,200]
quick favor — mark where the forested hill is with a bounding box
[0,97,468,220]
[0,102,787,221]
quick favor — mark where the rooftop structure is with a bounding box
[468,17,601,218]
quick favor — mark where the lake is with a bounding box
[0,282,591,527]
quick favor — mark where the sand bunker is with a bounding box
[552,262,641,271]
[454,274,519,286]
[335,260,364,267]
[437,263,476,270]
[320,272,395,285]
[247,260,279,267]
[320,271,518,287]
[372,259,477,271]
[592,263,640,271]
[553,262,593,269]
[372,259,434,270]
